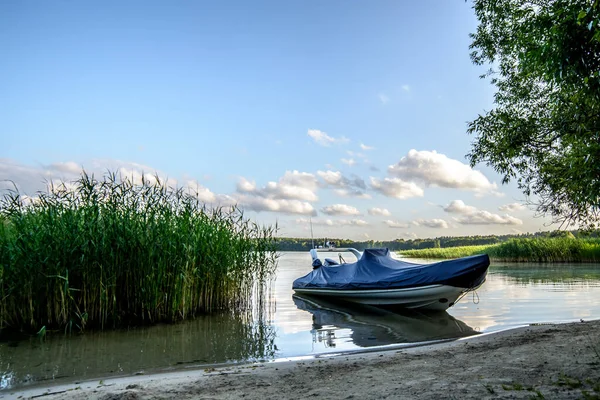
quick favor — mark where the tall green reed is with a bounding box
[399,238,600,262]
[0,171,277,333]
[399,245,492,259]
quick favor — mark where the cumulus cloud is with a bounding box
[236,177,256,193]
[370,177,424,199]
[360,143,375,151]
[0,158,247,211]
[341,158,356,167]
[384,220,411,228]
[0,159,320,216]
[454,212,523,226]
[182,181,237,207]
[296,218,334,226]
[307,129,349,147]
[334,189,372,199]
[334,219,368,226]
[443,199,523,225]
[317,170,368,198]
[412,218,449,229]
[317,170,365,189]
[296,218,368,227]
[399,232,418,239]
[321,204,361,216]
[499,202,526,212]
[50,161,81,175]
[0,158,183,195]
[402,84,411,92]
[378,93,389,105]
[182,180,219,203]
[233,170,319,215]
[236,171,318,202]
[388,150,498,194]
[368,207,391,217]
[443,200,478,215]
[237,195,316,216]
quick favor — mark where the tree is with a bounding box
[467,0,600,229]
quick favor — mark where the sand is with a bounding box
[8,320,600,400]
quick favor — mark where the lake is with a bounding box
[2,251,600,390]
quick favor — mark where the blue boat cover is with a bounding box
[293,248,490,290]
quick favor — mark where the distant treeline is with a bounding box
[275,230,597,252]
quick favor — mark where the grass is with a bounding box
[0,171,277,333]
[399,238,600,262]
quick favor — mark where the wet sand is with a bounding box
[8,320,600,399]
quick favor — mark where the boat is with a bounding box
[292,247,489,311]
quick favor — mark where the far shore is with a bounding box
[9,319,600,400]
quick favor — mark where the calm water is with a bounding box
[2,251,600,390]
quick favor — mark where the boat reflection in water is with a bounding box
[293,294,478,349]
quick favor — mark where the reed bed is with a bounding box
[399,238,600,262]
[398,245,492,260]
[0,171,277,333]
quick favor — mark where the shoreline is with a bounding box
[7,319,600,400]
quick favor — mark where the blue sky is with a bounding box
[1,1,553,240]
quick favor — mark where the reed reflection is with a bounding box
[0,309,275,390]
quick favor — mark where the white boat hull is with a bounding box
[294,284,473,311]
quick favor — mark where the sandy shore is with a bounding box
[7,320,600,399]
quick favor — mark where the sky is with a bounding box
[0,1,555,241]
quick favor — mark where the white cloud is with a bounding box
[334,188,372,199]
[321,204,361,216]
[296,217,368,227]
[307,129,349,147]
[317,170,343,186]
[413,218,449,229]
[443,200,478,215]
[0,159,313,216]
[236,177,256,193]
[183,180,218,203]
[360,143,375,151]
[368,207,391,217]
[296,218,334,226]
[402,84,411,92]
[317,170,368,198]
[237,195,316,215]
[378,93,390,105]
[0,158,181,196]
[317,170,365,189]
[341,158,356,167]
[388,149,498,195]
[453,212,523,226]
[442,199,523,226]
[236,171,318,202]
[399,232,418,239]
[384,220,411,228]
[499,202,526,212]
[370,177,424,199]
[50,161,81,175]
[345,219,368,226]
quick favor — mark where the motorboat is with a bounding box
[292,248,489,311]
